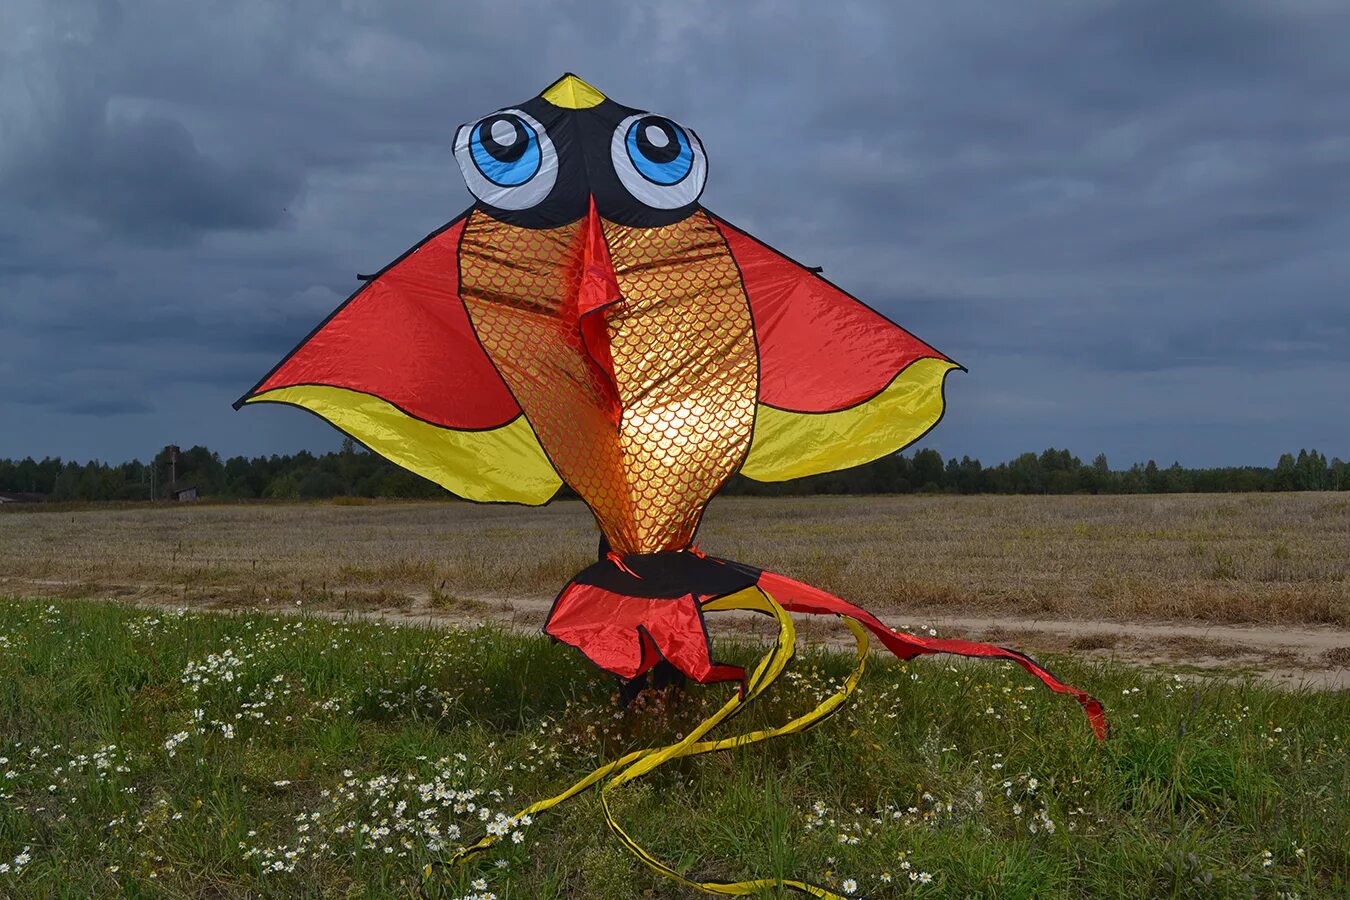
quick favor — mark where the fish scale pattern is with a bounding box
[603,211,757,552]
[458,209,756,555]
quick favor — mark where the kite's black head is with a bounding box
[452,73,708,229]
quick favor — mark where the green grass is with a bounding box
[0,597,1346,898]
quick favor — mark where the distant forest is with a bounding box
[1,441,1345,502]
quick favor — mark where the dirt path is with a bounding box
[909,613,1350,690]
[480,600,1348,690]
[8,571,1346,688]
[112,588,1350,691]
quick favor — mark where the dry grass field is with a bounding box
[3,493,1348,685]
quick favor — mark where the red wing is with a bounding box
[235,212,561,505]
[710,214,952,413]
[237,213,518,429]
[710,213,961,482]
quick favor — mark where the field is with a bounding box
[3,493,1348,685]
[1,494,1348,897]
[0,597,1346,898]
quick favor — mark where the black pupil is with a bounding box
[635,117,681,164]
[479,115,528,163]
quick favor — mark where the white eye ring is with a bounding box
[610,113,707,209]
[453,108,558,210]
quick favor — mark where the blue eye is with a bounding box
[469,114,541,186]
[455,109,557,210]
[610,113,707,210]
[624,117,693,185]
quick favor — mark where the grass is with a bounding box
[2,493,1347,626]
[1,597,1347,898]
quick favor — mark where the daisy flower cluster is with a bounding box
[0,739,140,878]
[0,847,32,876]
[802,799,939,894]
[238,754,532,879]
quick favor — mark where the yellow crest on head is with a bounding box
[541,73,606,109]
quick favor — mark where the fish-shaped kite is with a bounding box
[238,74,1104,896]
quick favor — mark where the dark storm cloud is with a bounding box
[1,7,303,243]
[6,109,304,240]
[2,0,1348,466]
[7,363,154,417]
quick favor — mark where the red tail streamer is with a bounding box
[755,570,1109,740]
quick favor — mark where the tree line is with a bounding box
[1,441,1345,502]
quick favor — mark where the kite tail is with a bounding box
[425,549,1106,897]
[541,546,1107,739]
[428,586,868,900]
[753,568,1110,741]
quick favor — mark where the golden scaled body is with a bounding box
[459,209,757,555]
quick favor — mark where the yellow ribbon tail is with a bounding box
[424,586,869,899]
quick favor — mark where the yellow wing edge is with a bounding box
[741,357,959,483]
[244,385,562,505]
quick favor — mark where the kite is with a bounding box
[237,74,1106,898]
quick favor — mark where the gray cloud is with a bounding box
[14,109,302,240]
[2,0,1348,466]
[1,6,302,243]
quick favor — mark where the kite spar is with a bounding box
[237,74,1105,897]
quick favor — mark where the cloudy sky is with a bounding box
[4,0,1348,468]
